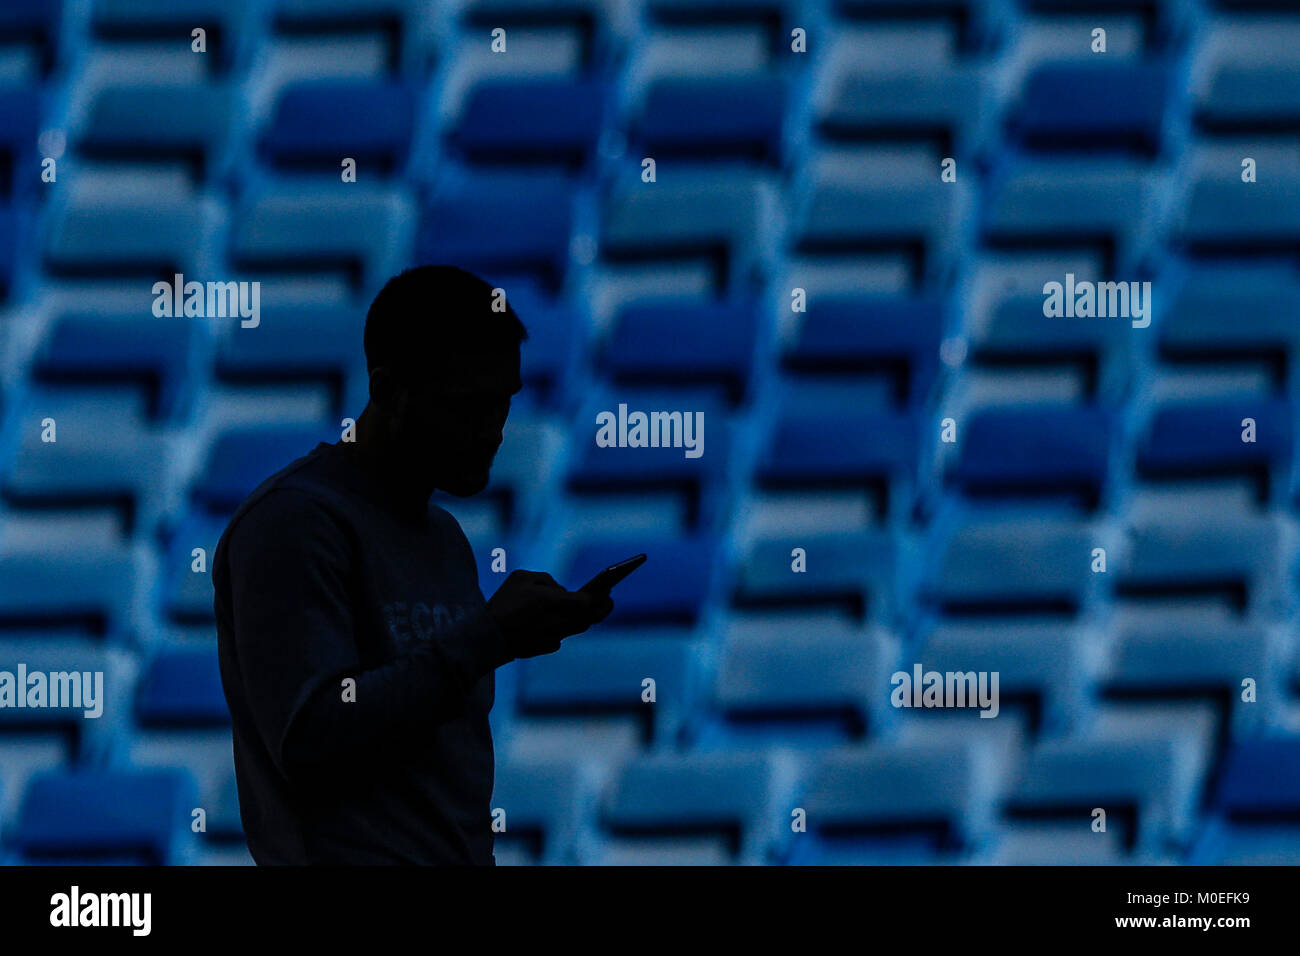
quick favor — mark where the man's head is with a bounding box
[362,265,526,497]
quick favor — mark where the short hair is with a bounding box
[363,265,528,375]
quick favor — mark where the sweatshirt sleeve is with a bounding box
[217,487,514,784]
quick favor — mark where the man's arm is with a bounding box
[220,488,514,785]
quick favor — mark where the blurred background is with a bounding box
[0,0,1299,865]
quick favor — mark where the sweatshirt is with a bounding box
[212,439,513,865]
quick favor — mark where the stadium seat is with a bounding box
[599,171,776,296]
[970,292,1134,402]
[78,84,234,179]
[595,749,787,865]
[815,67,985,157]
[950,404,1112,508]
[601,297,760,405]
[919,513,1100,614]
[261,79,418,173]
[630,74,787,165]
[9,768,199,865]
[782,296,944,407]
[514,636,698,749]
[1175,177,1300,253]
[782,739,1001,864]
[1,389,170,533]
[732,529,910,624]
[1135,398,1292,503]
[1213,734,1300,818]
[135,645,229,726]
[230,186,412,294]
[44,192,216,277]
[490,756,591,865]
[1004,734,1208,850]
[450,75,608,169]
[982,162,1149,271]
[33,311,199,422]
[1196,65,1300,134]
[1013,62,1170,156]
[689,614,896,750]
[416,170,576,295]
[1114,514,1292,617]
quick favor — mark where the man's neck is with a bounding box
[341,408,433,518]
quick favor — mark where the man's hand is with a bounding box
[485,570,615,660]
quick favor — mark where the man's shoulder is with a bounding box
[217,447,354,558]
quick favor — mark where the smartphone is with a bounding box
[579,553,647,595]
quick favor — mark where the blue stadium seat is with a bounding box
[732,530,910,624]
[918,620,1095,730]
[91,0,249,72]
[231,186,411,293]
[78,84,234,178]
[757,409,918,495]
[214,302,360,388]
[1197,65,1300,133]
[10,768,198,864]
[2,390,169,534]
[566,393,729,529]
[973,292,1135,402]
[1175,177,1300,253]
[784,740,998,864]
[1115,515,1290,616]
[560,536,718,627]
[1004,735,1207,848]
[982,163,1148,271]
[596,750,784,865]
[450,76,607,169]
[1158,272,1300,365]
[33,312,198,422]
[416,171,576,295]
[793,176,958,285]
[1013,62,1170,156]
[815,67,985,157]
[1135,398,1292,501]
[630,74,786,166]
[514,637,697,748]
[0,86,39,198]
[135,645,229,726]
[44,193,214,277]
[783,297,944,407]
[0,549,136,641]
[919,513,1099,613]
[689,617,895,749]
[1102,620,1272,732]
[951,404,1112,507]
[601,298,759,405]
[261,79,418,173]
[192,422,338,513]
[1214,735,1300,817]
[599,171,775,297]
[491,756,589,865]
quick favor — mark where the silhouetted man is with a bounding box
[213,265,613,865]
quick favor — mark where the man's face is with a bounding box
[391,349,522,497]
